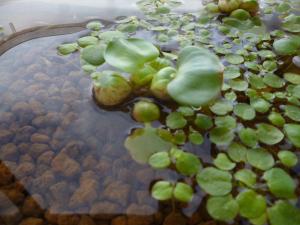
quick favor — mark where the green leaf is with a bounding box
[238,128,258,148]
[175,151,202,176]
[194,114,213,130]
[77,36,99,47]
[86,21,103,31]
[250,97,271,113]
[228,79,248,91]
[273,37,300,55]
[197,167,232,196]
[234,169,256,188]
[284,124,300,147]
[225,54,244,65]
[268,112,285,127]
[213,153,236,171]
[228,142,247,162]
[132,100,160,122]
[256,123,284,145]
[92,71,132,106]
[151,67,176,100]
[166,112,187,129]
[81,45,105,66]
[206,195,239,222]
[263,168,296,199]
[284,72,300,84]
[268,201,300,225]
[210,127,234,146]
[167,46,223,107]
[104,38,159,73]
[124,126,172,164]
[149,152,171,169]
[151,181,173,201]
[263,74,285,88]
[189,132,204,145]
[215,116,236,129]
[284,105,300,122]
[282,14,300,33]
[224,65,241,79]
[210,100,233,116]
[233,103,256,120]
[236,189,266,219]
[246,148,275,171]
[278,150,298,168]
[173,182,193,203]
[57,43,78,55]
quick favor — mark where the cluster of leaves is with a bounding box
[57,0,300,224]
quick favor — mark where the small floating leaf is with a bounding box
[81,45,105,66]
[210,100,233,116]
[77,36,99,47]
[268,112,285,127]
[132,100,160,123]
[234,169,256,188]
[256,123,284,145]
[284,105,300,122]
[282,14,300,33]
[236,189,267,219]
[57,43,78,55]
[167,46,223,107]
[175,151,202,176]
[104,38,159,73]
[173,182,193,203]
[151,181,173,201]
[210,127,234,146]
[233,103,256,120]
[284,72,300,84]
[194,114,213,130]
[124,126,172,164]
[213,153,236,171]
[86,21,103,31]
[268,201,300,225]
[149,152,171,169]
[206,195,239,222]
[189,132,204,145]
[228,142,247,162]
[225,54,244,65]
[239,128,258,148]
[263,168,296,199]
[247,148,275,171]
[273,37,300,55]
[166,112,187,129]
[263,74,285,88]
[278,151,298,168]
[283,124,300,147]
[197,167,232,196]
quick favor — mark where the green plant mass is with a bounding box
[58,0,300,224]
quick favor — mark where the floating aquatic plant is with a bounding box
[57,0,300,223]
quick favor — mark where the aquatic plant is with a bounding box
[57,0,300,223]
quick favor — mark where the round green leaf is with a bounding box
[284,72,300,84]
[77,36,99,47]
[57,43,78,55]
[166,112,187,129]
[234,169,256,188]
[149,152,171,169]
[278,150,298,167]
[236,189,267,219]
[151,181,173,201]
[247,148,275,171]
[250,97,271,113]
[224,65,241,79]
[268,201,300,225]
[233,103,256,120]
[197,167,232,196]
[238,128,258,148]
[273,37,300,56]
[173,182,193,203]
[194,114,213,130]
[263,168,296,199]
[81,45,105,66]
[104,38,159,73]
[282,14,300,33]
[213,153,236,171]
[268,111,285,127]
[206,195,239,222]
[132,100,160,123]
[210,100,233,116]
[210,127,234,146]
[225,54,244,64]
[284,105,300,122]
[256,123,284,145]
[263,74,285,88]
[167,46,223,107]
[124,126,172,164]
[215,116,236,129]
[284,124,300,147]
[228,142,247,162]
[175,152,202,176]
[189,132,204,145]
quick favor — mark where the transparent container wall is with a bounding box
[0,0,203,36]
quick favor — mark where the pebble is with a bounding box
[0,129,14,144]
[51,153,81,177]
[0,143,18,161]
[19,218,44,225]
[30,133,50,144]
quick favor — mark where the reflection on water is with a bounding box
[0,32,213,225]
